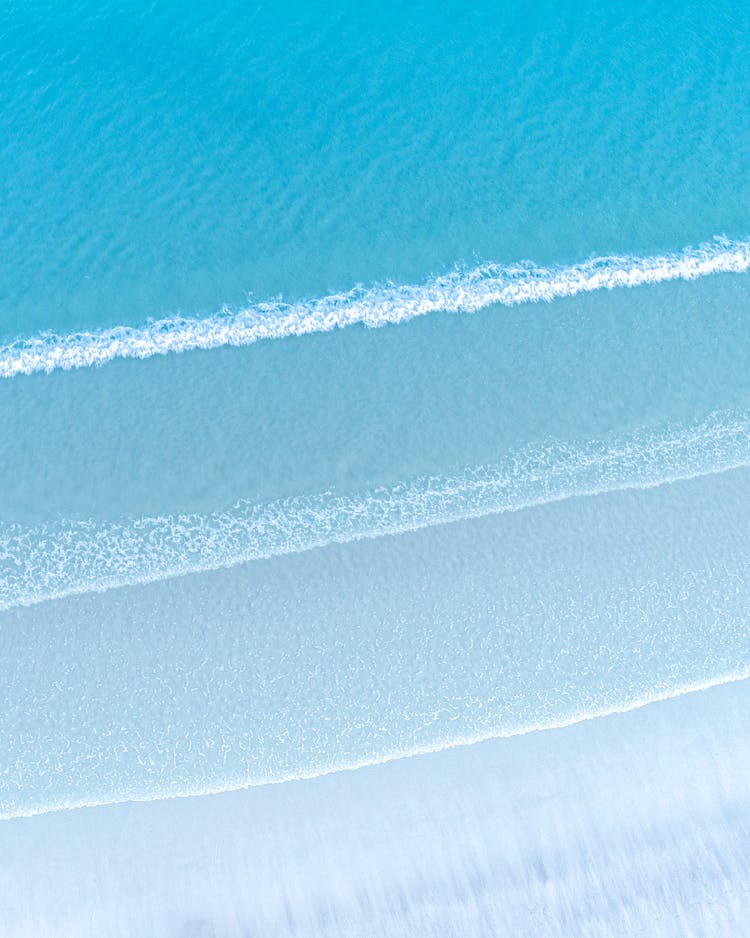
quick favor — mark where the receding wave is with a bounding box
[2,410,749,611]
[2,236,750,377]
[4,670,749,821]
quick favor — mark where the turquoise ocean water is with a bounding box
[2,1,750,932]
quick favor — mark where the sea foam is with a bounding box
[2,236,749,377]
[2,409,749,610]
[4,463,750,819]
[5,677,749,936]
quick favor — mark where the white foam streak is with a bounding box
[2,410,749,610]
[7,678,750,938]
[4,669,750,821]
[3,236,750,377]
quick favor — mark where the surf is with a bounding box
[3,669,749,823]
[2,408,749,611]
[2,236,749,378]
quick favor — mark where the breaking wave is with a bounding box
[2,236,750,377]
[2,409,749,610]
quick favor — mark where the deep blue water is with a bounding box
[2,0,750,340]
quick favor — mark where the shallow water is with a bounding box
[3,466,750,818]
[2,0,750,933]
[3,678,750,937]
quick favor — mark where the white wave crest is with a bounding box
[2,410,749,610]
[2,236,750,377]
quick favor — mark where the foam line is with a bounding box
[3,669,749,821]
[2,409,749,611]
[2,236,750,377]
[6,677,750,938]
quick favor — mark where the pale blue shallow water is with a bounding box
[3,466,750,817]
[1,1,750,934]
[4,677,750,937]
